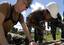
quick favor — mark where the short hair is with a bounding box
[27,0,32,8]
[18,0,32,8]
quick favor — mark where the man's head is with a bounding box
[14,0,32,13]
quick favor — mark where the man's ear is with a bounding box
[46,2,59,18]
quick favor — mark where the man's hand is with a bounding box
[29,42,37,45]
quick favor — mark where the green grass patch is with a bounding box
[31,30,61,42]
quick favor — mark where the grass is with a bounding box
[44,32,61,42]
[44,31,61,42]
[31,29,61,42]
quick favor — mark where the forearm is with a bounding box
[0,25,9,45]
[0,13,9,45]
[21,22,32,41]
